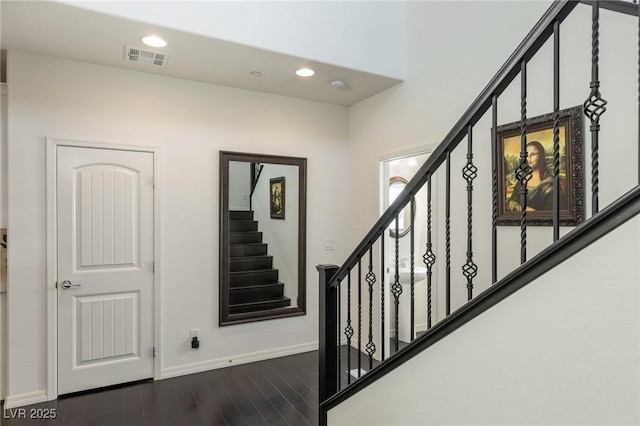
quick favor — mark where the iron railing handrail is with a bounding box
[321,183,640,413]
[320,1,638,421]
[249,162,264,199]
[327,0,579,288]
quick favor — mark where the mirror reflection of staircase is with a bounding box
[229,210,291,314]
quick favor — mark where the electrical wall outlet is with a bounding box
[190,329,199,339]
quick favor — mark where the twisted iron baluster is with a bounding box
[583,0,607,215]
[344,273,353,385]
[445,151,451,315]
[515,60,532,264]
[423,175,435,329]
[380,236,385,361]
[366,247,377,370]
[553,20,561,242]
[410,197,415,341]
[491,95,498,284]
[357,259,362,378]
[337,278,342,391]
[391,212,402,352]
[462,125,478,301]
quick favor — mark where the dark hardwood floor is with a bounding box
[1,351,319,426]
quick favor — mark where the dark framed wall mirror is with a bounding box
[219,151,307,325]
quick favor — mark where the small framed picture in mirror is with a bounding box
[270,177,285,219]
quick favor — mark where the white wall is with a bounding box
[60,0,407,79]
[228,161,251,211]
[5,50,349,400]
[329,215,640,425]
[347,1,638,326]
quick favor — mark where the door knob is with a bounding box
[61,280,81,289]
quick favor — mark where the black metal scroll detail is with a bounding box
[445,151,451,316]
[583,1,607,215]
[462,126,478,301]
[553,20,561,242]
[553,108,561,229]
[516,60,532,264]
[366,248,376,370]
[336,278,342,391]
[409,197,415,341]
[380,237,385,362]
[391,213,402,352]
[357,260,362,378]
[344,274,353,385]
[491,95,498,283]
[423,175,435,330]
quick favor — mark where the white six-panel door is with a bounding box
[57,146,154,395]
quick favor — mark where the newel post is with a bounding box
[317,264,339,409]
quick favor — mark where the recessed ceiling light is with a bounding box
[141,36,167,48]
[295,68,315,77]
[250,71,262,77]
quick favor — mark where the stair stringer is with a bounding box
[328,215,640,426]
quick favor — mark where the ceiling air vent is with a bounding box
[125,46,168,67]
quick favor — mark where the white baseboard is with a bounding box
[160,341,318,380]
[3,390,49,409]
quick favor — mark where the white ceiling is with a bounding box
[0,1,403,106]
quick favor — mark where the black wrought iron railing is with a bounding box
[248,162,263,211]
[318,0,639,424]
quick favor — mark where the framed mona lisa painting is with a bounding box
[497,105,584,226]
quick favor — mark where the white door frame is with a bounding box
[46,137,162,400]
[379,144,438,357]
